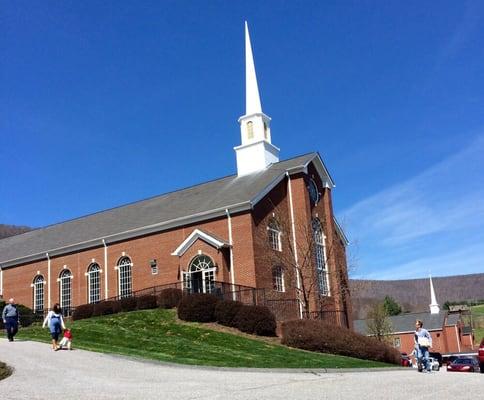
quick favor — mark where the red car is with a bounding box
[446,358,480,372]
[479,338,484,373]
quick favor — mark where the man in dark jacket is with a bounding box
[2,298,20,342]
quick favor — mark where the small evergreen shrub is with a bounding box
[92,300,121,316]
[136,294,158,310]
[119,297,137,312]
[72,303,94,321]
[281,320,400,364]
[178,293,220,322]
[233,305,277,336]
[214,300,244,327]
[157,288,183,309]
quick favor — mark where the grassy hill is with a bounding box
[17,308,393,369]
[471,305,484,344]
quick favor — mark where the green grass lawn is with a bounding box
[18,309,394,369]
[471,305,484,344]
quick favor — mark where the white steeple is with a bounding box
[234,21,279,176]
[429,275,440,314]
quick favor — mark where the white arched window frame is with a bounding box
[59,269,73,310]
[272,266,285,292]
[87,263,101,304]
[32,275,45,312]
[117,257,132,298]
[182,255,216,294]
[312,218,330,296]
[267,220,282,251]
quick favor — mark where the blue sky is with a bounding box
[1,1,483,280]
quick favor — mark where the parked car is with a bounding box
[446,358,480,373]
[428,357,440,371]
[478,338,484,373]
[401,352,412,367]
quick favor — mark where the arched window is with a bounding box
[247,121,254,139]
[117,257,132,298]
[33,275,45,312]
[59,269,72,310]
[267,219,282,251]
[312,218,329,296]
[183,255,216,294]
[272,266,285,292]
[87,263,101,304]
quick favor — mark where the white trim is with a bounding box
[226,209,236,300]
[455,325,461,352]
[103,239,108,300]
[46,253,51,310]
[0,267,2,296]
[287,173,303,319]
[171,229,230,256]
[333,216,349,246]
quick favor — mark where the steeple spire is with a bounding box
[429,275,440,314]
[234,21,279,176]
[245,21,262,115]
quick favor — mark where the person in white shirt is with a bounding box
[42,303,66,350]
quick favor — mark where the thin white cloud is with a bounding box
[343,134,484,279]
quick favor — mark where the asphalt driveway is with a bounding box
[0,339,481,400]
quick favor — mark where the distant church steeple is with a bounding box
[429,275,440,314]
[234,21,280,176]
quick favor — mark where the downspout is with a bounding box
[102,239,108,300]
[225,209,236,300]
[454,325,461,352]
[286,172,303,319]
[46,253,51,310]
[0,266,3,297]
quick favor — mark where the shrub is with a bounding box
[214,300,244,327]
[157,288,183,309]
[72,303,94,321]
[0,301,41,328]
[281,319,400,364]
[233,305,277,336]
[178,293,220,322]
[136,294,158,310]
[92,300,121,317]
[119,297,137,312]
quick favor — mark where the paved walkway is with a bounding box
[0,339,482,400]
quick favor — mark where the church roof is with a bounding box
[353,311,461,335]
[0,152,331,268]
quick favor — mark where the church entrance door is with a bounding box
[183,255,216,294]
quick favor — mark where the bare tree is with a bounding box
[257,210,351,319]
[366,302,393,342]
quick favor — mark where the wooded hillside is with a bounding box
[350,274,484,319]
[0,224,33,239]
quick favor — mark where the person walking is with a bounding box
[414,319,432,373]
[2,298,20,342]
[42,303,66,350]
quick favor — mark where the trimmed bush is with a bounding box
[178,293,220,322]
[233,305,277,336]
[281,319,400,364]
[119,297,137,312]
[157,288,183,309]
[214,300,244,327]
[72,303,94,321]
[92,300,121,317]
[0,301,42,328]
[136,294,158,310]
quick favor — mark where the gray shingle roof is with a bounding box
[354,311,457,335]
[0,153,319,267]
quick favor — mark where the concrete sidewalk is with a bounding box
[0,339,481,400]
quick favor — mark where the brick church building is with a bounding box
[0,23,351,327]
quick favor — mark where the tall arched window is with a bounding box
[117,257,132,298]
[183,255,215,294]
[87,263,101,304]
[59,269,72,310]
[272,266,285,292]
[267,219,282,251]
[33,275,45,312]
[247,121,254,139]
[312,218,329,296]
